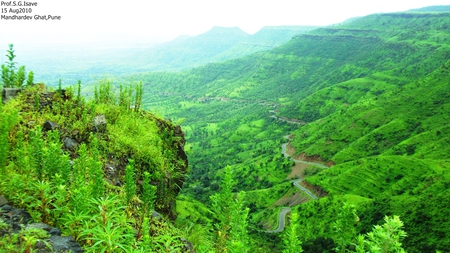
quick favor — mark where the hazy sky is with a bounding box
[1,0,450,47]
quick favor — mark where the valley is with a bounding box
[2,4,450,253]
[131,7,450,252]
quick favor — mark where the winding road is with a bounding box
[281,140,328,169]
[266,137,327,233]
[293,179,318,200]
[266,207,291,233]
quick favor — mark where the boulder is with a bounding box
[0,196,7,206]
[152,210,163,221]
[2,88,22,104]
[43,120,58,131]
[25,222,52,231]
[63,137,78,151]
[0,204,84,252]
[93,114,107,132]
[50,235,84,253]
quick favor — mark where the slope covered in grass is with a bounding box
[117,9,450,252]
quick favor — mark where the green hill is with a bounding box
[4,6,450,253]
[0,82,190,251]
[129,8,450,252]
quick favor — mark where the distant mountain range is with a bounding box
[407,5,450,12]
[128,25,319,72]
[18,25,318,86]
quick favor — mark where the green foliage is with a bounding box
[113,11,450,252]
[282,211,303,253]
[0,108,18,170]
[58,78,62,91]
[80,196,134,253]
[1,44,16,87]
[142,171,157,212]
[76,80,82,103]
[94,79,115,105]
[30,126,45,180]
[353,215,407,253]
[15,66,26,87]
[3,10,450,252]
[0,81,188,252]
[228,191,250,253]
[333,203,359,253]
[0,226,51,253]
[210,166,250,252]
[125,159,137,205]
[1,44,33,87]
[210,166,236,252]
[26,70,34,86]
[135,81,143,112]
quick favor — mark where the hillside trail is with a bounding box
[266,134,327,233]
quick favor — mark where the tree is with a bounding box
[26,70,34,86]
[1,44,17,87]
[353,215,407,253]
[1,44,32,87]
[333,202,359,253]
[210,166,250,253]
[15,66,26,87]
[282,211,303,253]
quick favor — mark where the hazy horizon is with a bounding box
[2,0,450,51]
[1,0,450,86]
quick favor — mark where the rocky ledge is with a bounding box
[0,196,83,253]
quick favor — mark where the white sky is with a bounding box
[1,0,450,47]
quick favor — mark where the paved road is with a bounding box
[293,179,318,200]
[266,207,291,233]
[266,137,326,233]
[281,143,328,169]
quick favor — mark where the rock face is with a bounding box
[2,88,22,103]
[0,196,84,252]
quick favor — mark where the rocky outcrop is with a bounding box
[0,196,83,253]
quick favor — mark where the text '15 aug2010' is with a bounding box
[1,1,62,21]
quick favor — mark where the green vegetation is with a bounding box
[0,74,189,251]
[3,7,450,253]
[121,9,450,253]
[282,211,303,253]
[1,44,34,88]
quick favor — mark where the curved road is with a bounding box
[281,142,328,169]
[293,179,318,200]
[266,138,327,233]
[266,207,291,233]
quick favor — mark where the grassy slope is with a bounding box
[288,14,450,252]
[124,11,450,252]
